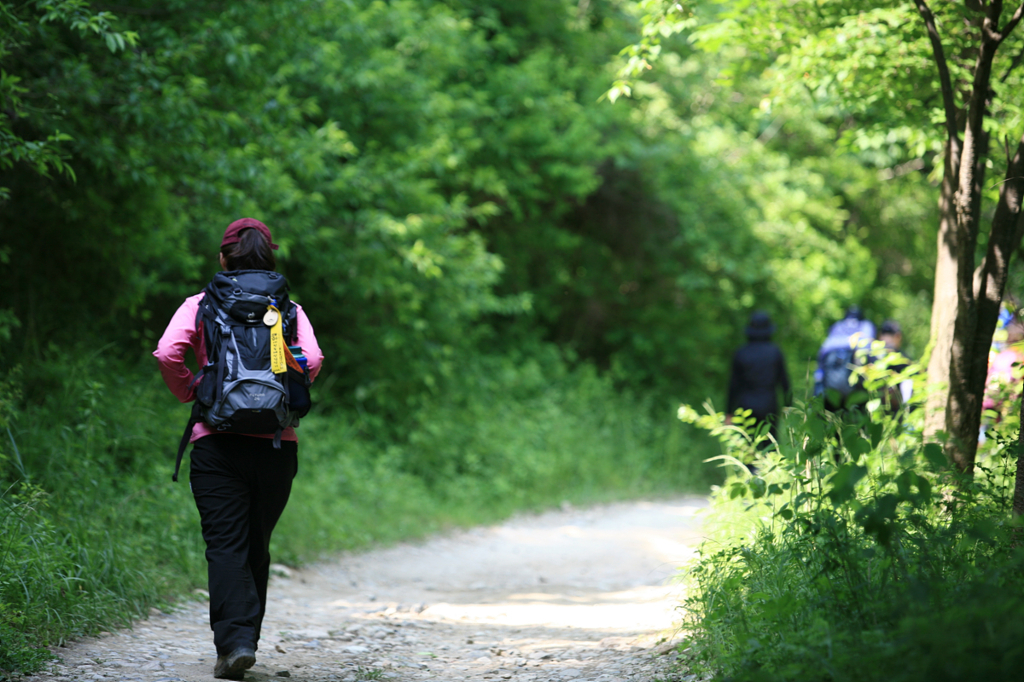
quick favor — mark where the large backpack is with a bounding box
[817,318,875,405]
[820,347,860,398]
[172,270,312,481]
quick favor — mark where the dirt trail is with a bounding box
[29,497,708,682]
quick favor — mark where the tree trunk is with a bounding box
[916,0,964,440]
[924,147,961,438]
[927,0,1024,472]
[970,134,1024,459]
[944,138,988,472]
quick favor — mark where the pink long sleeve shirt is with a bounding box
[154,292,324,443]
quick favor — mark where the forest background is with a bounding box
[0,0,999,678]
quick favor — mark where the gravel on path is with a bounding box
[27,497,708,682]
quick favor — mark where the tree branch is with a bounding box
[957,1,1004,231]
[972,131,1024,378]
[913,0,961,148]
[998,2,1024,42]
[92,5,173,16]
[1000,43,1024,82]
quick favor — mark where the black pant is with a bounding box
[189,435,298,656]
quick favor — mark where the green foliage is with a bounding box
[677,371,1024,681]
[610,0,694,102]
[2,360,185,673]
[0,359,204,675]
[629,0,1024,154]
[0,0,137,200]
[0,369,54,676]
[0,1,962,676]
[354,666,385,681]
[4,0,520,390]
[689,0,1024,157]
[1,0,939,409]
[636,20,938,353]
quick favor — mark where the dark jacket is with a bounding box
[727,340,792,423]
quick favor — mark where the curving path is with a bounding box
[29,497,708,682]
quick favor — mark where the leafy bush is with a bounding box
[678,366,1024,682]
[0,357,203,676]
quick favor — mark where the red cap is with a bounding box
[221,218,279,251]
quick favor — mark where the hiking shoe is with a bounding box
[213,646,256,680]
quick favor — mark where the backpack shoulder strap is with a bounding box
[172,402,202,482]
[195,294,214,357]
[196,285,238,363]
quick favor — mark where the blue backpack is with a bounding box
[817,318,876,401]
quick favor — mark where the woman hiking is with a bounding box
[154,218,324,679]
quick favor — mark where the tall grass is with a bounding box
[0,345,717,676]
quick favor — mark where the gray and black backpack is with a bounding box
[817,317,876,408]
[820,347,860,398]
[173,270,312,481]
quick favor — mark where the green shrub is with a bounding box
[678,365,1024,682]
[0,486,58,676]
[0,356,204,677]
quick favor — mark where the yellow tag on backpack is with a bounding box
[266,304,286,374]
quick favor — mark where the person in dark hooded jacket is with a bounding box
[726,311,792,436]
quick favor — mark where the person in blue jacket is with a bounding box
[726,311,792,439]
[814,306,877,412]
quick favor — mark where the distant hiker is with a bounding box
[876,319,914,413]
[815,306,876,412]
[983,315,1024,425]
[991,300,1018,352]
[878,319,904,356]
[726,311,792,439]
[154,218,324,680]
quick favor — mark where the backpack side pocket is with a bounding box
[286,365,312,419]
[194,364,218,409]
